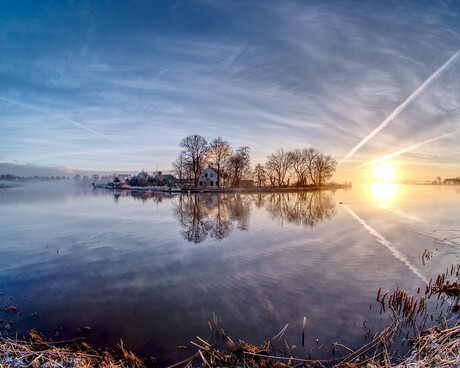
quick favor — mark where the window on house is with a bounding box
[205,173,208,177]
[210,173,214,177]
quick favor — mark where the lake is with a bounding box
[0,182,458,365]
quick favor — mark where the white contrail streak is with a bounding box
[0,96,131,148]
[344,205,428,284]
[338,49,460,166]
[356,130,460,168]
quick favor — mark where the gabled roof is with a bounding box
[202,165,227,177]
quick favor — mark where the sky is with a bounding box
[1,0,459,182]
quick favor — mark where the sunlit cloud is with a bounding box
[1,1,459,178]
[357,130,460,168]
[338,49,460,166]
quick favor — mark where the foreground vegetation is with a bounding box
[1,265,458,368]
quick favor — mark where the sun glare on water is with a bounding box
[367,162,402,204]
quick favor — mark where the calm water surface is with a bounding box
[0,182,459,365]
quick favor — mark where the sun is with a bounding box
[372,162,396,183]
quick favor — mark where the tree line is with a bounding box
[172,134,337,188]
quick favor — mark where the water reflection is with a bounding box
[2,184,458,365]
[107,190,337,243]
[171,191,336,243]
[173,194,250,243]
[263,191,336,227]
[367,183,403,205]
[111,189,177,204]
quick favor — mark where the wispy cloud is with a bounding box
[338,49,460,166]
[357,130,460,168]
[0,96,131,148]
[1,1,459,178]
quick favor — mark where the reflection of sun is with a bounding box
[372,162,396,183]
[370,183,399,203]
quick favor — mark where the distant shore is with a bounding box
[94,183,352,193]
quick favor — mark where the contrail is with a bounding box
[0,96,131,148]
[356,130,460,168]
[344,205,428,284]
[338,49,460,166]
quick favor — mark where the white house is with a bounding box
[198,166,221,187]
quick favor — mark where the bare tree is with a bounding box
[179,134,208,186]
[266,148,292,187]
[289,149,309,186]
[207,137,231,187]
[304,147,319,185]
[253,164,267,187]
[313,152,337,186]
[172,152,195,181]
[227,146,250,188]
[172,154,185,180]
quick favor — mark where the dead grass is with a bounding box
[0,330,145,368]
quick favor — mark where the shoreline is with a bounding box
[94,183,351,193]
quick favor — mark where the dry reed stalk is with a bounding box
[0,334,145,368]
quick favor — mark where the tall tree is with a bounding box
[313,152,337,186]
[304,147,319,185]
[172,155,185,180]
[172,153,194,181]
[266,148,292,187]
[207,137,231,187]
[227,146,250,188]
[253,164,267,187]
[288,149,309,186]
[179,134,208,186]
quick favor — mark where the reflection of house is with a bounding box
[444,177,460,185]
[198,166,221,187]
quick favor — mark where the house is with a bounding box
[153,171,177,185]
[444,177,460,185]
[117,174,132,181]
[137,170,149,186]
[162,174,177,185]
[198,166,222,188]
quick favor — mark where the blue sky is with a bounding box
[1,0,459,181]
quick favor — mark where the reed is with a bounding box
[0,331,145,368]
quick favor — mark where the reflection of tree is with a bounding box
[173,194,213,243]
[172,194,251,243]
[226,194,250,231]
[264,191,336,228]
[211,200,233,240]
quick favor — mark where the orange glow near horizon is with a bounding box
[362,161,404,205]
[372,162,397,183]
[369,183,400,203]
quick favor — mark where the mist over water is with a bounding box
[0,183,458,365]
